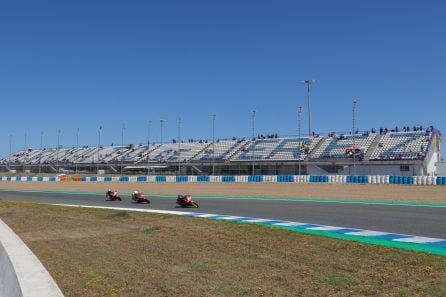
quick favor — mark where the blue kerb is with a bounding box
[187,213,446,254]
[213,216,252,221]
[330,228,361,234]
[186,213,207,217]
[104,176,112,182]
[289,224,321,229]
[253,220,288,225]
[426,241,446,248]
[372,234,412,240]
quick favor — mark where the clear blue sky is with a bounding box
[1,0,445,158]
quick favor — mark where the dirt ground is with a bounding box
[2,201,446,297]
[0,181,445,203]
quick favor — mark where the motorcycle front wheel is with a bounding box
[192,202,199,208]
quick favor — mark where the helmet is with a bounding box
[133,191,139,195]
[178,194,183,199]
[108,189,111,192]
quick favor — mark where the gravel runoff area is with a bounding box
[0,181,445,203]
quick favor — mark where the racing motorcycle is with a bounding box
[132,192,150,204]
[106,190,122,201]
[176,194,199,208]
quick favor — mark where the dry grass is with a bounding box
[1,201,446,297]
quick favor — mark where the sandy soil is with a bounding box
[0,181,445,203]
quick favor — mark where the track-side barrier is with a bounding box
[0,175,444,185]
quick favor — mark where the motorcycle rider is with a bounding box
[177,194,190,205]
[177,194,184,202]
[106,188,114,197]
[132,190,140,201]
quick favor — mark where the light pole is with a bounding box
[76,128,79,174]
[23,132,27,172]
[147,120,151,175]
[298,106,302,175]
[212,114,216,176]
[177,117,181,175]
[120,123,125,176]
[9,134,12,164]
[57,129,61,173]
[352,100,357,175]
[39,132,43,174]
[97,125,102,172]
[303,79,315,137]
[251,110,256,175]
[160,119,165,145]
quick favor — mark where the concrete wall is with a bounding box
[0,219,64,297]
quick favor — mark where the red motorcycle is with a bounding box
[106,190,122,201]
[132,191,150,204]
[176,194,199,208]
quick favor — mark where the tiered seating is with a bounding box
[7,150,36,164]
[134,144,161,163]
[0,127,435,166]
[122,145,149,162]
[93,147,121,163]
[148,142,210,162]
[369,131,430,160]
[35,148,58,164]
[267,136,323,161]
[75,147,101,163]
[233,136,323,161]
[57,148,79,163]
[233,138,280,161]
[192,139,246,161]
[312,133,376,159]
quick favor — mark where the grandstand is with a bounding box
[0,126,442,176]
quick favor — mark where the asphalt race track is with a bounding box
[1,190,445,239]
